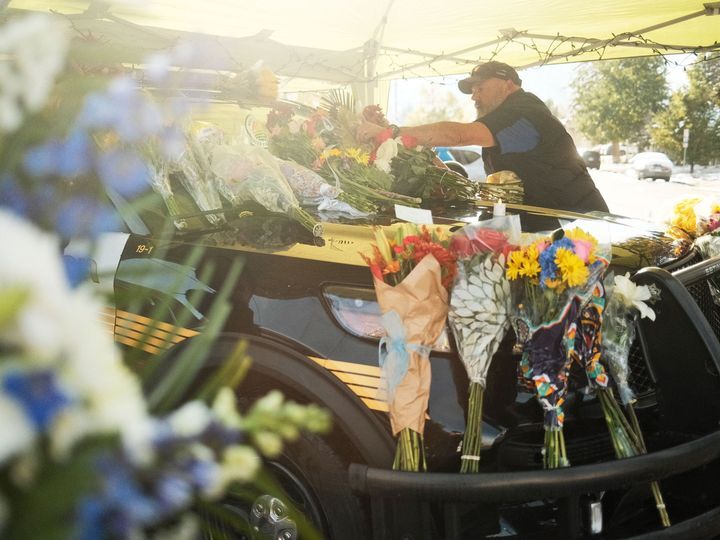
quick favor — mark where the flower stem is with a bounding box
[460,382,484,473]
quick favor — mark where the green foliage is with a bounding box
[651,54,720,166]
[572,58,668,147]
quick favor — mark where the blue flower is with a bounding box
[539,237,574,288]
[23,140,63,177]
[62,255,93,287]
[2,370,71,431]
[76,497,108,540]
[58,130,93,178]
[155,474,193,511]
[0,173,30,217]
[96,148,151,199]
[55,196,122,239]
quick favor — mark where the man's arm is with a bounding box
[359,120,496,148]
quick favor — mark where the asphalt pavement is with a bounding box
[590,164,720,224]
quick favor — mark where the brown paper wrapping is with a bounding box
[373,254,449,435]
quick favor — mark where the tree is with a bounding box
[572,57,668,161]
[651,54,720,170]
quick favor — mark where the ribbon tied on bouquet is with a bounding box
[378,310,432,401]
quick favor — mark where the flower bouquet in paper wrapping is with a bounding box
[506,227,607,468]
[210,143,322,236]
[361,224,457,471]
[448,215,520,472]
[600,273,670,526]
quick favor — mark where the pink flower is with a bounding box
[572,239,592,263]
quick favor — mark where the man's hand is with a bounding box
[357,121,387,142]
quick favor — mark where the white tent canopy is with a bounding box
[5,0,720,102]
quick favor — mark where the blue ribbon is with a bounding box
[378,310,432,401]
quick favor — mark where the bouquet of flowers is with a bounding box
[364,107,476,204]
[447,215,520,472]
[667,197,720,241]
[266,104,417,214]
[210,142,322,236]
[361,224,457,471]
[506,227,607,468]
[601,273,670,526]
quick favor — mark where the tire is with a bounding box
[217,397,368,540]
[144,337,370,539]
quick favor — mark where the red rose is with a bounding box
[400,134,418,149]
[471,229,509,253]
[450,234,474,258]
[374,127,393,146]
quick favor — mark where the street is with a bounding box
[591,164,720,224]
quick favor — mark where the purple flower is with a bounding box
[2,370,71,431]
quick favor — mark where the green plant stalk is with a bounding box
[460,382,484,473]
[626,402,671,528]
[598,390,670,527]
[393,428,426,472]
[544,427,569,469]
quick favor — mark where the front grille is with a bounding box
[628,250,720,396]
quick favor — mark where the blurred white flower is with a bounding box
[252,431,283,457]
[212,387,243,428]
[221,446,260,484]
[0,13,69,132]
[613,273,656,321]
[0,210,149,454]
[0,393,36,464]
[374,137,399,173]
[168,401,213,438]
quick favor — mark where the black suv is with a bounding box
[108,191,720,539]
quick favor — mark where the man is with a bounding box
[359,61,608,215]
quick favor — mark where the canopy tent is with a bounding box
[4,0,720,104]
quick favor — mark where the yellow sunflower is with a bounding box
[555,248,589,287]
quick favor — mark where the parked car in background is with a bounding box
[628,151,674,181]
[435,145,486,181]
[581,150,601,169]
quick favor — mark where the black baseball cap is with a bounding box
[458,61,522,94]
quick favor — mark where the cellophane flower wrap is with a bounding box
[447,215,520,472]
[598,273,670,526]
[362,224,457,471]
[210,142,322,236]
[506,227,608,468]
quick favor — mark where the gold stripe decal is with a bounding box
[309,356,387,412]
[109,309,199,354]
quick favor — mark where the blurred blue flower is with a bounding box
[23,139,63,177]
[155,474,193,511]
[62,255,93,287]
[55,196,122,239]
[76,497,107,540]
[0,173,30,217]
[58,130,93,177]
[2,370,71,431]
[97,148,151,199]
